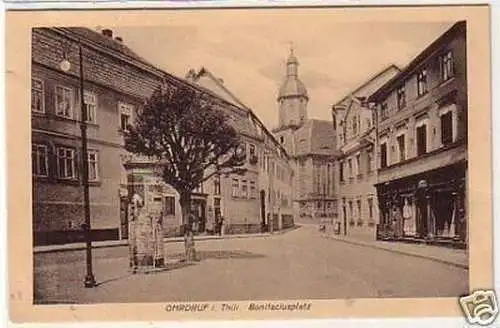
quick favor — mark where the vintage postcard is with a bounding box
[6,4,493,324]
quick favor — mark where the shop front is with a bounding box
[375,161,467,248]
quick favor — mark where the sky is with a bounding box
[109,19,454,130]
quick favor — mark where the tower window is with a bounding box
[280,136,284,144]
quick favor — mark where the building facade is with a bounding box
[31,27,165,245]
[186,67,295,232]
[332,65,400,238]
[272,49,339,222]
[32,27,294,245]
[368,21,468,248]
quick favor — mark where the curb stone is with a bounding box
[34,225,300,254]
[325,235,469,270]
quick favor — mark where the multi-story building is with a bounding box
[272,49,339,221]
[31,27,165,245]
[186,67,295,232]
[32,27,294,245]
[367,21,468,248]
[332,65,400,238]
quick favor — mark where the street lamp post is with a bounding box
[60,42,96,288]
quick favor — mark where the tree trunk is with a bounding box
[180,192,197,262]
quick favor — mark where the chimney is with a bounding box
[102,29,113,38]
[115,36,123,43]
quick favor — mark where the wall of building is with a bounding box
[31,28,165,245]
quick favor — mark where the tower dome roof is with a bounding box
[278,47,308,100]
[278,78,308,99]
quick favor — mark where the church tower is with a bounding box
[277,47,308,129]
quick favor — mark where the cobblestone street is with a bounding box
[34,225,468,304]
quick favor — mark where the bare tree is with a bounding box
[124,84,246,261]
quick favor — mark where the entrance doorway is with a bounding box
[191,198,207,234]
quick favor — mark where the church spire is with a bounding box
[277,45,308,129]
[286,43,299,76]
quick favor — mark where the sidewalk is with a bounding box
[34,227,297,254]
[325,233,469,269]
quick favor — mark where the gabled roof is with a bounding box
[333,64,401,109]
[184,67,290,159]
[293,119,339,157]
[187,67,250,109]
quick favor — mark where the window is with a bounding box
[250,181,256,199]
[381,101,389,120]
[55,86,74,119]
[87,151,99,181]
[280,136,284,144]
[367,151,373,173]
[232,179,239,197]
[339,161,344,182]
[32,144,48,177]
[368,198,373,219]
[440,50,454,81]
[348,159,353,179]
[57,147,76,179]
[397,85,406,110]
[355,154,361,178]
[213,175,221,195]
[380,142,388,168]
[357,199,362,219]
[165,196,175,215]
[84,91,97,123]
[119,102,134,131]
[249,144,256,157]
[397,134,406,162]
[416,124,427,156]
[348,201,353,221]
[417,69,428,96]
[352,116,358,136]
[31,78,44,113]
[241,180,248,198]
[441,111,453,146]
